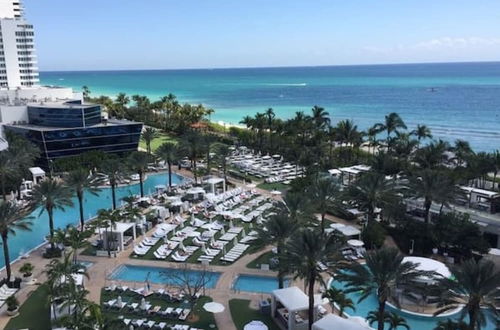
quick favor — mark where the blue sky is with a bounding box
[26,0,500,71]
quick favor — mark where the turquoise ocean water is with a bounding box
[40,62,500,152]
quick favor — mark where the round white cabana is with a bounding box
[403,256,451,282]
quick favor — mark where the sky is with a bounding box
[25,0,500,71]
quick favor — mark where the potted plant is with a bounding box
[6,295,19,316]
[19,263,34,283]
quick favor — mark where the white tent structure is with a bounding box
[329,223,361,238]
[271,287,325,330]
[29,167,45,184]
[403,256,451,282]
[205,177,226,195]
[313,314,373,330]
[103,222,137,252]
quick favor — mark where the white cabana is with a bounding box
[29,167,45,184]
[272,287,325,330]
[103,222,137,252]
[330,223,361,238]
[205,177,226,195]
[347,239,364,247]
[403,256,451,282]
[313,314,373,330]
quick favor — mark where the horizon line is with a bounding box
[39,60,500,73]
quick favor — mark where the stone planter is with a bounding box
[22,275,33,283]
[6,308,18,317]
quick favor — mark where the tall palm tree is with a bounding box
[338,247,433,330]
[434,258,500,330]
[308,173,341,232]
[311,105,330,130]
[214,143,231,182]
[453,139,474,168]
[414,140,451,169]
[284,229,343,330]
[180,132,203,183]
[97,209,122,256]
[253,210,300,288]
[0,202,33,282]
[375,112,407,142]
[155,142,179,189]
[408,169,458,224]
[127,151,150,197]
[322,287,355,316]
[100,158,126,209]
[344,172,399,223]
[491,150,500,191]
[141,127,160,155]
[411,124,433,146]
[0,151,17,201]
[64,168,102,231]
[265,108,275,150]
[28,178,74,251]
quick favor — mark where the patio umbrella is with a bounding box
[244,320,268,330]
[140,297,147,310]
[116,295,123,307]
[221,227,226,235]
[270,190,282,196]
[203,302,225,313]
[210,236,216,246]
[229,219,234,228]
[347,239,365,248]
[246,183,257,189]
[179,240,185,251]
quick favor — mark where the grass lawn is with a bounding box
[101,290,217,329]
[6,284,51,330]
[246,251,277,270]
[140,132,178,152]
[229,299,280,330]
[256,182,288,192]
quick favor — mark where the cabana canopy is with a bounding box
[313,314,372,330]
[403,256,451,280]
[272,287,323,312]
[330,223,361,237]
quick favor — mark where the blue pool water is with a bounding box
[331,278,497,330]
[0,172,184,270]
[109,264,221,289]
[233,274,290,294]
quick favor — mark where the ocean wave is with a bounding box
[263,83,307,86]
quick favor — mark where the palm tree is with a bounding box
[265,108,275,150]
[367,310,389,328]
[344,172,399,223]
[141,127,160,155]
[284,229,343,330]
[100,158,126,209]
[491,150,500,191]
[253,210,300,288]
[0,202,33,282]
[322,287,355,316]
[127,151,150,197]
[414,140,451,169]
[411,124,433,146]
[338,247,433,330]
[155,142,179,189]
[375,112,407,142]
[64,168,102,231]
[64,226,91,264]
[0,151,17,201]
[82,85,91,100]
[385,312,409,330]
[311,105,330,130]
[408,169,458,224]
[214,143,231,182]
[180,132,203,183]
[453,139,473,167]
[434,258,500,330]
[308,173,341,232]
[28,178,74,251]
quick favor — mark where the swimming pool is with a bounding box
[109,264,221,289]
[233,274,290,294]
[331,277,497,330]
[0,172,184,269]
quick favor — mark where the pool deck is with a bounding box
[0,171,298,330]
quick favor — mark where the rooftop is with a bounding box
[4,118,141,131]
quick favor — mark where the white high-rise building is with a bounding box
[0,0,39,89]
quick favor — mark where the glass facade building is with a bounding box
[4,101,142,167]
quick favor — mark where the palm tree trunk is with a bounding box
[139,172,144,197]
[468,309,477,330]
[377,300,386,330]
[1,233,11,282]
[424,199,432,224]
[48,208,55,250]
[168,162,172,189]
[308,277,316,330]
[193,159,198,184]
[1,173,6,201]
[321,212,326,233]
[111,184,117,210]
[77,192,85,231]
[277,243,284,289]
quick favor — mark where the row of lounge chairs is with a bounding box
[220,243,250,263]
[0,285,17,302]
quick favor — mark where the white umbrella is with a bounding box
[191,213,195,223]
[244,320,268,330]
[229,219,234,228]
[246,183,257,189]
[221,227,226,235]
[241,228,246,237]
[140,297,147,310]
[203,302,225,313]
[163,236,169,244]
[270,190,282,196]
[210,236,216,246]
[179,240,185,251]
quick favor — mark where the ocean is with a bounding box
[40,62,500,152]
